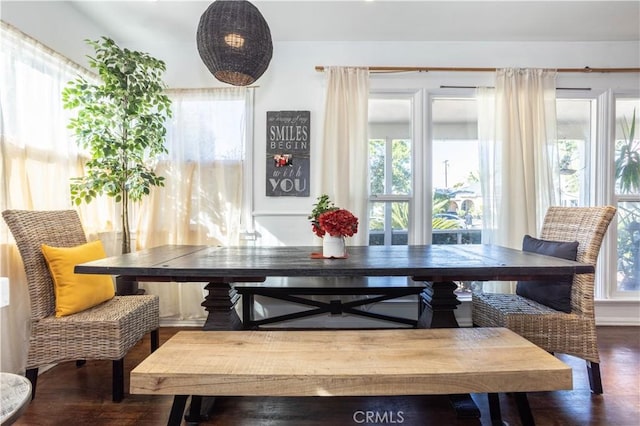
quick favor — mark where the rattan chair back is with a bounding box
[2,209,87,320]
[540,206,617,318]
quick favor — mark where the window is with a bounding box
[367,89,638,302]
[613,97,640,293]
[367,92,483,248]
[431,97,482,245]
[556,97,595,207]
[149,88,253,246]
[0,23,102,213]
[367,95,413,245]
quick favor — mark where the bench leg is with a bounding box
[487,393,503,425]
[515,393,535,426]
[185,395,203,423]
[168,395,188,426]
[151,328,160,352]
[448,393,480,418]
[183,395,217,424]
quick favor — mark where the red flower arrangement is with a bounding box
[308,194,358,238]
[318,209,359,238]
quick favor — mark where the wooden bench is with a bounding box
[131,328,572,426]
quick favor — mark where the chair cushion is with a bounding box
[516,235,579,313]
[41,240,115,317]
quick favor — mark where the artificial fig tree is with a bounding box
[63,37,172,254]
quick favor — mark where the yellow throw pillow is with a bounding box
[41,240,115,317]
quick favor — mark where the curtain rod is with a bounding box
[314,66,640,73]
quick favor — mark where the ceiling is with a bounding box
[2,1,637,124]
[75,1,640,43]
[6,0,640,48]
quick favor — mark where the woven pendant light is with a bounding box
[196,0,273,86]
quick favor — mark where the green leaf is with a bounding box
[64,36,171,231]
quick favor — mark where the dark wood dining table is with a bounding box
[75,243,594,330]
[75,243,593,421]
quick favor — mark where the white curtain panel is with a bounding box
[0,23,120,373]
[136,88,250,322]
[321,67,370,245]
[478,68,559,293]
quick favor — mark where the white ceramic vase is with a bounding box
[322,235,346,258]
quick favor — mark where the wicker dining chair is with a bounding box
[472,206,616,394]
[2,209,160,402]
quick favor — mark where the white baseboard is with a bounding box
[594,299,640,326]
[158,296,640,328]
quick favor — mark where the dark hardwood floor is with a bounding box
[13,326,640,426]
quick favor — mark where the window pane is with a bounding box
[366,137,412,196]
[369,139,385,195]
[431,98,481,245]
[557,99,592,206]
[391,139,411,194]
[617,201,640,291]
[165,96,246,162]
[615,99,640,196]
[368,201,409,245]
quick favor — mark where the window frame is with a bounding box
[367,90,422,245]
[605,91,640,300]
[427,89,482,245]
[555,93,598,208]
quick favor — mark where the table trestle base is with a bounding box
[201,282,242,331]
[238,286,423,329]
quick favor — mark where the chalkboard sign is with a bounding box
[266,111,310,197]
